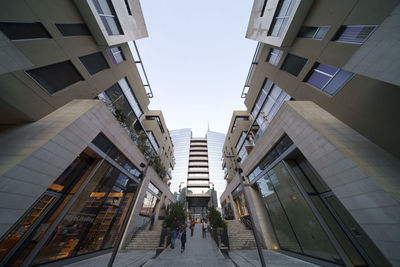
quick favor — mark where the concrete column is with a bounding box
[154,192,165,222]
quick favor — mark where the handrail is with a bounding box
[131,41,154,98]
[241,42,264,98]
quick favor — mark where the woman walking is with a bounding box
[180,223,187,253]
[190,218,195,237]
[201,219,207,238]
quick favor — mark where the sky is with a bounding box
[135,0,256,137]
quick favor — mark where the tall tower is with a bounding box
[186,137,211,219]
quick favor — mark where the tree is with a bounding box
[208,206,226,229]
[163,202,186,228]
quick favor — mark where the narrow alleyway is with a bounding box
[142,224,235,267]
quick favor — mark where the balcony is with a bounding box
[246,0,313,47]
[74,0,148,46]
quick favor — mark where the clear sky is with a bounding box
[136,0,256,137]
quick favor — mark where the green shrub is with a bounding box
[208,206,227,229]
[163,202,186,228]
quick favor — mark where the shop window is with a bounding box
[32,161,137,265]
[0,22,51,40]
[26,60,84,95]
[55,23,91,36]
[79,51,109,75]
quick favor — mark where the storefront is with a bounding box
[249,135,390,266]
[0,134,141,266]
[231,185,249,218]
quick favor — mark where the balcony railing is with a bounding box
[241,42,264,98]
[129,41,154,98]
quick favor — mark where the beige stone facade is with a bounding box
[221,0,400,266]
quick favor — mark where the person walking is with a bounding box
[180,223,187,253]
[190,218,195,237]
[201,220,207,238]
[170,219,178,249]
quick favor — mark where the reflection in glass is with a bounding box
[256,162,342,263]
[32,161,137,265]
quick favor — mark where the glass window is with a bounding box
[55,24,91,36]
[93,0,123,35]
[26,61,83,94]
[268,0,295,37]
[0,22,51,40]
[0,195,56,262]
[259,162,342,263]
[147,131,159,152]
[305,62,353,96]
[79,52,109,75]
[298,26,330,40]
[32,161,137,264]
[333,25,376,44]
[266,48,284,66]
[280,54,307,77]
[106,47,125,64]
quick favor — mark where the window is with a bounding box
[0,22,51,40]
[260,0,268,17]
[266,48,284,66]
[55,23,91,36]
[268,0,295,37]
[79,52,109,75]
[305,62,353,96]
[106,47,125,64]
[26,61,83,94]
[93,0,123,35]
[280,54,307,77]
[298,26,330,40]
[124,0,132,15]
[332,25,376,44]
[147,131,159,151]
[146,116,165,133]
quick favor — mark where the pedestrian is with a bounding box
[170,219,178,249]
[150,212,155,230]
[201,219,207,238]
[190,218,195,237]
[180,223,187,253]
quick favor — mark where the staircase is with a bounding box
[226,220,257,250]
[126,220,163,250]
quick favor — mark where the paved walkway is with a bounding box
[64,250,155,267]
[143,223,235,267]
[229,249,320,267]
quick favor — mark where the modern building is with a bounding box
[170,129,225,217]
[0,1,175,266]
[220,0,400,266]
[169,128,192,195]
[206,131,226,207]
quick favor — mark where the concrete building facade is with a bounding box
[221,0,400,266]
[0,1,175,266]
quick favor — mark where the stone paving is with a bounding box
[229,249,320,267]
[143,224,235,267]
[64,224,320,267]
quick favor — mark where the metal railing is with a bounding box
[129,41,154,98]
[241,42,264,98]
